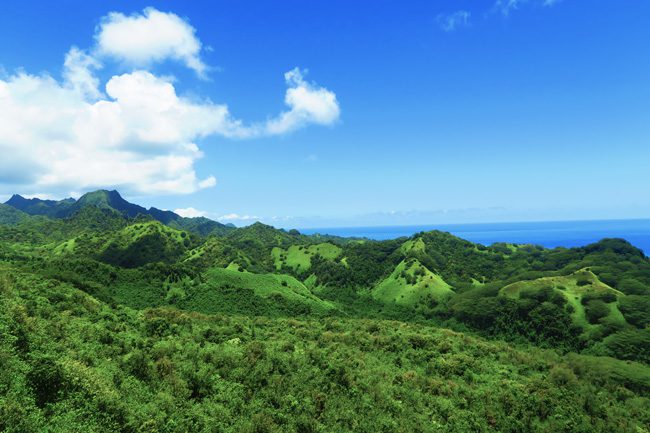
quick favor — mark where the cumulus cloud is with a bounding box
[174,207,208,218]
[263,68,340,135]
[436,11,471,32]
[95,7,207,77]
[0,70,228,195]
[0,7,340,197]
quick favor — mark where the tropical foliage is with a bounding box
[1,190,649,432]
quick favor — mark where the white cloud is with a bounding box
[174,207,208,218]
[218,213,260,222]
[263,68,340,135]
[63,47,102,99]
[0,8,340,197]
[0,70,227,195]
[95,7,207,77]
[437,11,471,32]
[20,193,61,200]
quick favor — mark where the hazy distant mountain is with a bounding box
[4,189,234,236]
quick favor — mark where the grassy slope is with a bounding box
[98,221,191,267]
[53,238,77,255]
[373,258,454,306]
[271,242,342,272]
[179,267,335,314]
[399,237,426,254]
[183,238,252,269]
[500,268,625,328]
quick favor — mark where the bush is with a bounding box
[618,278,648,295]
[549,365,578,387]
[604,329,650,363]
[585,300,610,324]
[582,291,617,305]
[165,286,186,304]
[619,295,650,328]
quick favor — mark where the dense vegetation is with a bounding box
[1,190,649,432]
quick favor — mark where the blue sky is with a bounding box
[0,0,649,227]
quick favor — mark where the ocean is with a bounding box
[300,219,650,255]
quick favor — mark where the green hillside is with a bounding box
[98,221,194,267]
[1,269,649,432]
[173,267,335,315]
[272,242,342,272]
[0,203,28,225]
[399,237,427,254]
[501,268,625,328]
[1,191,650,431]
[373,258,454,307]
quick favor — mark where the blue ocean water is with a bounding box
[300,219,650,255]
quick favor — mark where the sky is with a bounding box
[0,0,649,228]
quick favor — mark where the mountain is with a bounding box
[5,193,76,217]
[75,189,149,217]
[4,189,234,236]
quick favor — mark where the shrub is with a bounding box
[549,365,578,387]
[617,278,648,295]
[585,300,610,324]
[165,286,186,304]
[604,329,650,363]
[619,295,650,328]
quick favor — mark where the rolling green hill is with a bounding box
[98,221,195,267]
[1,267,648,432]
[173,266,335,315]
[501,268,625,329]
[272,242,342,272]
[1,191,649,431]
[372,258,454,307]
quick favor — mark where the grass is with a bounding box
[500,268,625,328]
[372,258,454,307]
[53,238,77,255]
[194,267,335,313]
[115,221,187,245]
[400,237,426,254]
[271,242,342,272]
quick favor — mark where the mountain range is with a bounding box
[4,189,235,236]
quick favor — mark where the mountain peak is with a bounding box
[3,189,234,237]
[6,194,27,205]
[76,189,150,219]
